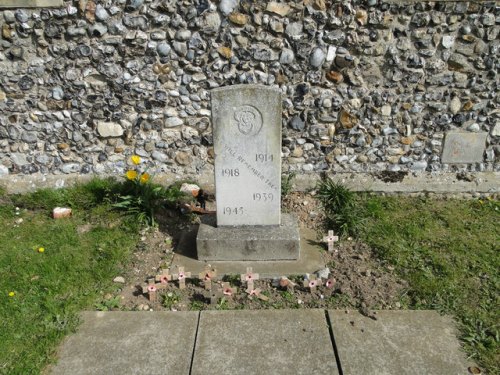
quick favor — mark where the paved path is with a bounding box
[48,310,474,375]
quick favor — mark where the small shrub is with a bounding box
[316,177,362,237]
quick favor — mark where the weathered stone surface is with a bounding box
[441,132,487,164]
[0,1,497,186]
[97,122,124,138]
[49,312,198,375]
[329,310,473,375]
[265,2,291,17]
[211,85,281,226]
[197,214,300,261]
[0,0,62,7]
[192,309,338,375]
[0,165,8,176]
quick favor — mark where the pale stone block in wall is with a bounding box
[0,0,63,8]
[441,132,488,164]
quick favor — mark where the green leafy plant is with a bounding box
[113,155,168,226]
[95,296,121,311]
[189,300,205,311]
[316,177,362,237]
[162,292,180,309]
[216,297,229,310]
[281,171,297,197]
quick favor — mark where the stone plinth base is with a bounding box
[196,214,300,261]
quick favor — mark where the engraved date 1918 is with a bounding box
[223,207,244,215]
[221,168,239,177]
[253,193,274,202]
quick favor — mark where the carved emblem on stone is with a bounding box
[233,105,262,136]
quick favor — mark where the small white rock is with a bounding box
[113,276,126,284]
[180,183,200,196]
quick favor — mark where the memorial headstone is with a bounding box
[211,85,281,226]
[196,85,301,261]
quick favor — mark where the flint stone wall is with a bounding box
[0,0,498,191]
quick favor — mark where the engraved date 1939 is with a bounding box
[253,193,274,202]
[223,207,244,215]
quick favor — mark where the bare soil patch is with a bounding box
[112,193,407,314]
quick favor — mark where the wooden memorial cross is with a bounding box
[303,275,323,292]
[221,282,237,297]
[325,278,335,289]
[155,268,173,285]
[322,230,339,252]
[245,287,269,301]
[198,265,217,290]
[207,282,236,305]
[173,266,191,289]
[240,267,259,291]
[208,288,223,305]
[142,277,167,302]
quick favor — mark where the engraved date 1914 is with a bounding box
[223,207,244,215]
[255,153,273,162]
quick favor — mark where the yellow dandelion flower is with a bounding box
[131,155,141,165]
[126,170,138,180]
[140,173,150,184]
[38,247,45,253]
[8,291,15,297]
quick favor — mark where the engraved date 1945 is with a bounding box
[223,207,244,215]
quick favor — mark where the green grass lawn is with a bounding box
[361,195,499,373]
[0,182,140,374]
[0,180,498,374]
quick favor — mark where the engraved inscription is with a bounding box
[223,144,278,191]
[255,153,274,162]
[223,207,244,215]
[233,105,263,136]
[253,193,274,202]
[222,168,240,177]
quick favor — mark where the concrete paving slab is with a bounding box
[192,309,339,375]
[49,311,199,375]
[328,310,474,375]
[173,226,325,278]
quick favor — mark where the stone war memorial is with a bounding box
[197,85,300,261]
